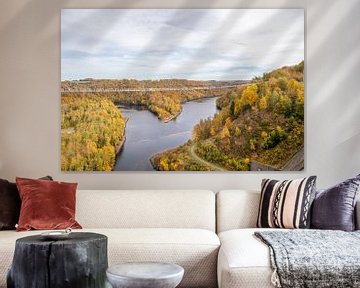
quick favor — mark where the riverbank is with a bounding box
[116,102,180,123]
[114,117,128,155]
[162,95,220,123]
[116,94,220,123]
[149,146,180,170]
[162,107,182,123]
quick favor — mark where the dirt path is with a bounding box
[189,144,227,171]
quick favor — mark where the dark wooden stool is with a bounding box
[7,232,108,288]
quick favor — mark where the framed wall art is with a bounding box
[61,9,304,171]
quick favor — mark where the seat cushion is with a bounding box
[216,190,260,233]
[218,228,280,288]
[0,228,220,288]
[76,190,216,231]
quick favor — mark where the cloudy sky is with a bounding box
[61,9,304,81]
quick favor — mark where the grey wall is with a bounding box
[0,0,359,191]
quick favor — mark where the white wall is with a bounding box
[0,0,359,191]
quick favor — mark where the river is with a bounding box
[114,97,219,171]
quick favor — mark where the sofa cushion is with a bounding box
[76,190,216,231]
[257,177,317,229]
[217,228,278,288]
[216,190,260,233]
[0,228,220,288]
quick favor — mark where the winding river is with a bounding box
[114,97,218,171]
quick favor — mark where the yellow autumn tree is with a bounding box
[220,126,230,139]
[159,159,169,171]
[225,117,232,129]
[287,79,301,99]
[235,127,241,137]
[259,97,267,110]
[234,84,259,115]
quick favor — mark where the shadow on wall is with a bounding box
[307,0,360,151]
[305,0,360,183]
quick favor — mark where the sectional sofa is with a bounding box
[0,189,359,288]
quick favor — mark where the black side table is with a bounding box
[7,232,108,288]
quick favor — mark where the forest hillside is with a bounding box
[61,96,126,171]
[61,79,243,122]
[151,61,304,171]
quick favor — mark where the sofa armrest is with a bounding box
[356,200,360,230]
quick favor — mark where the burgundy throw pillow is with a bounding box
[0,176,53,230]
[16,177,82,231]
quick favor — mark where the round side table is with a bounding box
[106,262,184,288]
[7,232,108,288]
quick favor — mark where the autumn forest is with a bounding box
[61,62,304,171]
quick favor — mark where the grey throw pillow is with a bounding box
[311,174,360,231]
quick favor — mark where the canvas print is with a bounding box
[61,9,304,171]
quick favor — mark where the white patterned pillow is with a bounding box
[257,176,317,229]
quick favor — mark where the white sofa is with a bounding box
[1,189,359,288]
[216,190,360,288]
[0,190,220,288]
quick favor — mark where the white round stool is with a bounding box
[106,262,184,288]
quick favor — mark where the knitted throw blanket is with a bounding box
[255,230,360,288]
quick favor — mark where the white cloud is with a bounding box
[61,9,304,80]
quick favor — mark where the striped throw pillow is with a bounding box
[257,176,317,229]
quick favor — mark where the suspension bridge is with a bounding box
[61,85,242,93]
